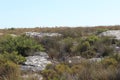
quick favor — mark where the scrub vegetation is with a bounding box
[0,25,120,80]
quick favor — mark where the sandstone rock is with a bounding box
[21,52,51,72]
[0,33,3,36]
[88,58,103,62]
[66,56,85,64]
[10,34,17,37]
[99,30,120,40]
[25,32,62,38]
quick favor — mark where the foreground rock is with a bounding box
[21,52,51,72]
[99,30,120,40]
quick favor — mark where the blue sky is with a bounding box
[0,0,120,28]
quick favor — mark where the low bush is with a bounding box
[0,35,44,56]
[101,57,118,68]
[0,51,26,64]
[42,61,120,80]
[0,57,20,80]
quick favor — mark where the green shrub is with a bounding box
[0,35,44,56]
[96,28,108,35]
[86,35,99,45]
[0,51,26,64]
[78,41,90,53]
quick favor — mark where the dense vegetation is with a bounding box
[1,26,120,80]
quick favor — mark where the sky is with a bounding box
[0,0,120,29]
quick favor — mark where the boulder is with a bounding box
[99,30,120,40]
[21,52,51,72]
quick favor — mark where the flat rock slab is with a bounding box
[99,30,120,40]
[21,52,51,72]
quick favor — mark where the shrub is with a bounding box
[81,50,96,58]
[102,46,114,57]
[42,61,119,80]
[94,38,114,57]
[58,37,73,59]
[0,35,44,56]
[111,53,120,62]
[42,69,58,80]
[0,58,20,80]
[71,64,84,74]
[55,64,71,74]
[96,28,108,35]
[59,37,73,53]
[78,41,90,53]
[48,48,59,59]
[101,58,118,68]
[0,51,26,64]
[86,35,99,45]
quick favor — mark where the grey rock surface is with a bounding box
[21,52,51,72]
[88,58,103,62]
[25,32,62,38]
[99,30,120,40]
[66,56,85,64]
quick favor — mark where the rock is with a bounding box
[25,32,62,38]
[114,46,120,53]
[99,30,120,40]
[34,52,49,58]
[66,56,102,63]
[10,34,17,37]
[21,73,43,80]
[21,52,51,72]
[88,58,103,62]
[0,33,3,36]
[66,56,85,64]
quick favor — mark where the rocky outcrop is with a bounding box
[25,32,62,38]
[99,30,120,40]
[21,52,51,72]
